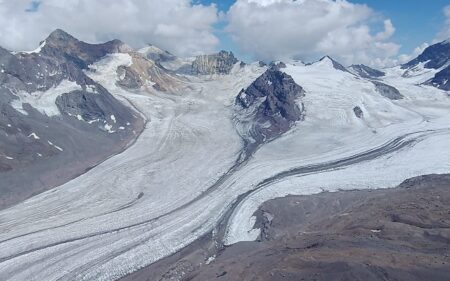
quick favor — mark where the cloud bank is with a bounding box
[435,5,450,42]
[0,0,219,57]
[226,0,401,67]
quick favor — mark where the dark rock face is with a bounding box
[426,65,450,91]
[349,64,385,79]
[0,29,142,209]
[55,88,133,127]
[353,106,363,118]
[191,51,239,75]
[372,81,403,100]
[40,29,129,69]
[402,40,450,70]
[235,69,305,144]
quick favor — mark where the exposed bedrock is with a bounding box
[349,64,385,79]
[353,106,364,118]
[191,50,239,75]
[234,68,305,149]
[371,80,404,100]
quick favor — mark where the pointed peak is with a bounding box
[46,29,77,43]
[319,55,333,62]
[315,55,348,72]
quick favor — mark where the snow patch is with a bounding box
[11,80,82,116]
[48,140,63,151]
[104,124,115,133]
[21,40,46,54]
[28,133,40,140]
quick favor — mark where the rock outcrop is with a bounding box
[372,81,403,100]
[235,68,305,145]
[353,106,364,118]
[191,51,239,75]
[349,64,385,79]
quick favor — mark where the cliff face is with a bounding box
[235,68,305,144]
[191,51,239,75]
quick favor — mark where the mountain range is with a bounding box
[0,30,449,281]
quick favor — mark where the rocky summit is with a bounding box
[235,68,305,145]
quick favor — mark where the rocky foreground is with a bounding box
[124,174,450,281]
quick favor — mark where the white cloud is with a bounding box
[397,42,429,64]
[435,5,450,42]
[226,0,400,67]
[0,0,219,57]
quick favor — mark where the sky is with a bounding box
[0,0,449,67]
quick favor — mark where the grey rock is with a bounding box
[235,68,305,144]
[371,81,403,100]
[353,106,363,118]
[191,50,239,75]
[116,65,143,89]
[349,64,385,79]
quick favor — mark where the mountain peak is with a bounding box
[319,55,333,62]
[316,56,348,72]
[139,44,176,63]
[45,29,78,45]
[38,29,129,69]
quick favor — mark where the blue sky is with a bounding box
[199,0,449,57]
